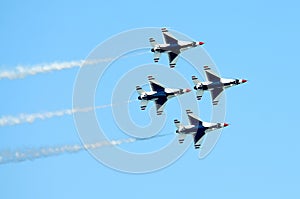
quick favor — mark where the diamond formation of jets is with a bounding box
[134,28,247,151]
[149,28,205,68]
[174,110,229,149]
[136,75,191,115]
[192,65,247,105]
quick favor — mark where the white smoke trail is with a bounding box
[0,138,136,164]
[0,59,112,80]
[0,100,136,127]
[0,50,149,80]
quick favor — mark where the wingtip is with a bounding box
[186,109,192,114]
[148,75,154,80]
[161,27,168,32]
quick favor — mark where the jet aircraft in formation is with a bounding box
[149,28,204,68]
[174,110,229,149]
[135,28,246,150]
[192,65,247,105]
[136,75,191,115]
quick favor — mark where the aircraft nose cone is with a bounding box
[224,123,229,127]
[186,88,191,93]
[199,41,205,45]
[242,79,247,83]
[138,96,141,100]
[151,48,154,52]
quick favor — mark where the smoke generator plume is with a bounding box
[0,100,136,127]
[0,138,136,165]
[0,51,148,80]
[0,58,111,80]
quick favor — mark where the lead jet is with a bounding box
[136,75,191,115]
[174,109,229,149]
[192,65,247,105]
[149,28,205,68]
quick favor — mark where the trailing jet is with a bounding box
[136,75,191,115]
[149,28,205,68]
[192,65,247,105]
[174,109,229,149]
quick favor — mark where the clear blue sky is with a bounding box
[1,0,300,198]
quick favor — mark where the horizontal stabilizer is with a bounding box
[192,75,200,85]
[177,133,186,144]
[136,86,145,95]
[174,119,182,129]
[153,52,161,63]
[196,90,204,100]
[140,100,148,110]
[149,38,158,47]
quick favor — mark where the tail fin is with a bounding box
[149,38,158,47]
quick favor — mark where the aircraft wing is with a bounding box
[204,66,220,82]
[193,129,206,149]
[168,52,180,68]
[161,28,178,44]
[210,87,224,105]
[155,97,168,115]
[186,110,203,126]
[148,76,165,92]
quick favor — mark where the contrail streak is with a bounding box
[0,132,173,165]
[0,59,111,80]
[0,138,136,165]
[0,50,149,80]
[0,100,136,127]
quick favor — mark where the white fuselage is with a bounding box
[178,122,223,135]
[139,88,187,101]
[154,41,197,53]
[195,78,245,91]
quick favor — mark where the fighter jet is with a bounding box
[136,75,191,115]
[149,28,205,68]
[192,65,247,105]
[174,109,229,149]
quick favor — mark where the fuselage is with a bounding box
[138,88,185,101]
[177,122,224,135]
[151,41,198,54]
[195,78,246,91]
[177,124,206,135]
